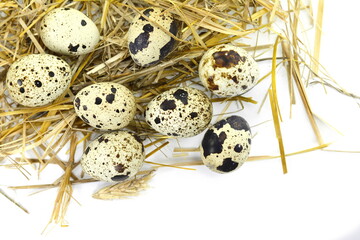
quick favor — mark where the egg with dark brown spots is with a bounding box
[81,131,145,182]
[5,54,71,107]
[145,87,213,137]
[199,44,259,97]
[128,7,180,67]
[201,115,252,174]
[74,82,136,130]
[39,8,100,56]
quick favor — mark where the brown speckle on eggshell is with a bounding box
[128,7,180,67]
[200,115,252,174]
[5,54,71,107]
[81,131,145,182]
[73,82,136,130]
[199,44,259,97]
[39,8,100,56]
[145,87,213,137]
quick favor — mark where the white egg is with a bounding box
[74,82,136,130]
[199,44,259,97]
[5,54,71,107]
[128,7,180,67]
[145,87,213,137]
[81,131,145,182]
[200,115,252,174]
[39,7,100,56]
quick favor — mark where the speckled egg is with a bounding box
[200,115,252,174]
[145,87,213,137]
[5,54,71,107]
[128,7,180,67]
[74,82,136,130]
[81,131,145,182]
[39,7,100,55]
[199,44,259,97]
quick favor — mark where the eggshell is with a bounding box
[74,82,136,130]
[199,44,259,97]
[5,54,71,107]
[39,8,100,55]
[200,115,251,173]
[81,131,145,182]
[145,87,213,137]
[128,7,179,67]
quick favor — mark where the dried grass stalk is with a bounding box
[312,0,324,75]
[269,88,287,174]
[43,135,77,231]
[269,37,287,174]
[0,188,29,214]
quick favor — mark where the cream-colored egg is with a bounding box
[74,82,136,130]
[199,44,259,97]
[39,8,100,56]
[145,87,213,137]
[5,54,71,107]
[81,131,145,182]
[128,7,180,67]
[200,115,252,174]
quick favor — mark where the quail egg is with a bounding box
[39,7,100,55]
[199,44,259,97]
[81,131,145,182]
[128,7,180,67]
[74,82,136,130]
[145,87,213,137]
[5,54,71,107]
[200,115,252,174]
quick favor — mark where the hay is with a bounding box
[0,0,336,229]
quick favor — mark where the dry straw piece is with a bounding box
[0,0,338,229]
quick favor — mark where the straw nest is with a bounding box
[0,0,339,229]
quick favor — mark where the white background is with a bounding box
[1,1,360,240]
